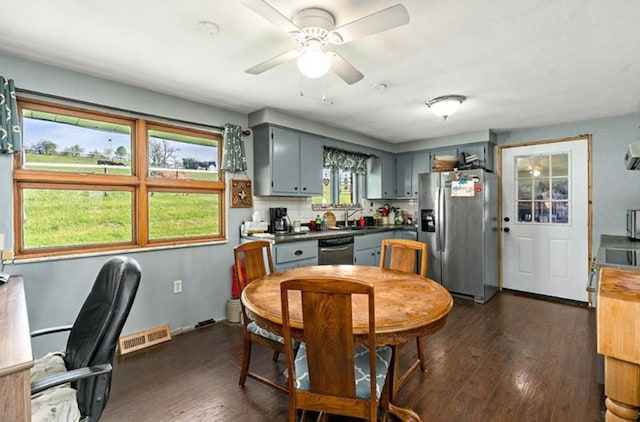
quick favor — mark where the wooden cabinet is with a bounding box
[396,151,429,198]
[0,276,33,422]
[597,267,640,421]
[253,125,323,196]
[366,152,396,199]
[274,240,318,271]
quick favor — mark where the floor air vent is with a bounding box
[118,324,172,355]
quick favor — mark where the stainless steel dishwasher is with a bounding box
[318,236,354,265]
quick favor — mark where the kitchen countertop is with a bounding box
[595,234,640,271]
[243,224,417,244]
[588,234,640,300]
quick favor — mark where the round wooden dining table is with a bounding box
[241,264,454,422]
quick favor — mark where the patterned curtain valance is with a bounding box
[0,76,22,154]
[323,146,370,174]
[220,123,247,172]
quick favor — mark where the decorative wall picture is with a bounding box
[230,179,253,208]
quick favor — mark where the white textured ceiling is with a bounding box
[0,0,639,144]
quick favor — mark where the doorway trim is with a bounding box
[496,134,593,291]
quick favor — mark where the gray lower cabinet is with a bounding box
[354,232,392,267]
[274,240,318,271]
[253,125,323,196]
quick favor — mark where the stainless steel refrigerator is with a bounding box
[418,169,498,303]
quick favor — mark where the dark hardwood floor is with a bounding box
[101,291,605,421]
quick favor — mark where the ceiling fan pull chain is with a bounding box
[321,76,326,104]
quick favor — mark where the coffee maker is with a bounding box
[269,207,288,234]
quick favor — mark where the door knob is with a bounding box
[503,227,510,233]
[504,217,510,222]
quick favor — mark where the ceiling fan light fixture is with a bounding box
[296,47,332,79]
[426,95,467,120]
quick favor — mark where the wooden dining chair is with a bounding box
[280,276,392,422]
[234,240,288,394]
[379,238,428,394]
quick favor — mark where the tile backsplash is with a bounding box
[253,196,419,226]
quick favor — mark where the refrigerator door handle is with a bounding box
[436,186,444,251]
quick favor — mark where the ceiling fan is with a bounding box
[238,1,410,85]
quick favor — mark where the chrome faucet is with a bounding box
[345,209,360,227]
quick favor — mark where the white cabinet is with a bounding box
[366,152,396,199]
[253,125,323,196]
[396,151,429,198]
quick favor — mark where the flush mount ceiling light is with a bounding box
[426,95,467,120]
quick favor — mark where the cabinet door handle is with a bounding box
[295,250,303,256]
[302,187,307,191]
[294,187,298,191]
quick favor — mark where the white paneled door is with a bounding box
[501,138,589,301]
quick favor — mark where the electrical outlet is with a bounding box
[173,279,183,294]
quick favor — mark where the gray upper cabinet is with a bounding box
[396,151,429,198]
[253,125,323,196]
[366,152,396,199]
[459,142,495,171]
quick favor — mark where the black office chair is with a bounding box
[30,256,142,422]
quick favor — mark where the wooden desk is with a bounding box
[0,276,33,421]
[241,265,454,422]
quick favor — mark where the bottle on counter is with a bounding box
[321,216,328,231]
[315,215,322,231]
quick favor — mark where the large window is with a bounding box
[14,100,225,258]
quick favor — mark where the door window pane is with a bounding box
[515,152,570,225]
[22,188,132,248]
[21,109,132,175]
[517,179,533,200]
[148,192,220,240]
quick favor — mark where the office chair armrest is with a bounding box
[31,363,112,395]
[31,325,73,338]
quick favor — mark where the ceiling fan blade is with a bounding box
[245,50,301,74]
[330,4,410,44]
[328,52,364,85]
[237,0,300,33]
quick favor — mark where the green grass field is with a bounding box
[22,154,220,249]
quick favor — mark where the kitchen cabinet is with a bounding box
[429,147,459,171]
[396,151,429,198]
[597,268,640,421]
[274,240,318,271]
[459,142,495,171]
[253,125,323,196]
[354,232,392,266]
[366,152,396,199]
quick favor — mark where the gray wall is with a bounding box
[2,52,638,358]
[0,53,253,357]
[496,115,640,251]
